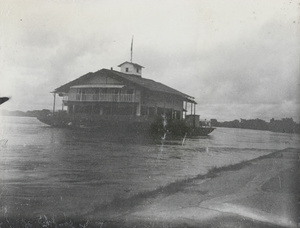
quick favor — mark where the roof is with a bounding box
[71,85,124,89]
[53,72,95,94]
[54,69,194,100]
[118,61,144,68]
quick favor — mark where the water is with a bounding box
[0,116,299,219]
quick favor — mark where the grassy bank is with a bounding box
[94,149,285,214]
[0,216,288,228]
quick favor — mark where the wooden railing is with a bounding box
[64,93,136,102]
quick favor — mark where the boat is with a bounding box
[37,59,215,137]
[37,112,215,137]
[148,114,215,137]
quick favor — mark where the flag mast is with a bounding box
[130,36,134,62]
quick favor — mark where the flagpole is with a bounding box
[130,36,134,62]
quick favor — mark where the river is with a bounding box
[0,116,299,220]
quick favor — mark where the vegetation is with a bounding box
[0,215,90,228]
[0,216,286,228]
[211,117,300,134]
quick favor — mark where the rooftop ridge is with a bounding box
[54,68,194,100]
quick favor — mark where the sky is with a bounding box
[0,0,299,122]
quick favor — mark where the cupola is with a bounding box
[118,61,144,76]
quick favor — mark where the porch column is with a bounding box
[185,101,187,119]
[136,93,141,116]
[52,93,56,115]
[135,103,141,116]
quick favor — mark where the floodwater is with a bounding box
[0,116,299,219]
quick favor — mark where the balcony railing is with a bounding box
[64,93,136,103]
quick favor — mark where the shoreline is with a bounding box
[1,148,299,227]
[87,149,285,214]
[90,147,299,227]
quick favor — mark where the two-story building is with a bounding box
[38,62,199,133]
[51,61,197,127]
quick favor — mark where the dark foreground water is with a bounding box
[0,116,299,219]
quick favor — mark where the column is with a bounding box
[52,93,56,115]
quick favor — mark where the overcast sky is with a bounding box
[1,0,299,121]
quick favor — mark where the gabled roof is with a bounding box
[54,69,194,100]
[53,72,95,94]
[118,61,144,68]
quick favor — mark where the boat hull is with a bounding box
[37,113,152,133]
[37,113,215,137]
[189,126,215,136]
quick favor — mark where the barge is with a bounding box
[38,60,215,137]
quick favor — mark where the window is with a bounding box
[126,67,129,72]
[136,68,139,73]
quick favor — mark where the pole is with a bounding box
[185,101,187,118]
[130,36,134,62]
[53,93,56,115]
[52,93,56,125]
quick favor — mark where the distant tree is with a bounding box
[218,117,299,134]
[210,119,219,127]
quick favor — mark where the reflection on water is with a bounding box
[0,116,299,218]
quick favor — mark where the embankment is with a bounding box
[88,148,299,228]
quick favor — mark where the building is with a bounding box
[52,61,197,126]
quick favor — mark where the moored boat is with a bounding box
[37,112,215,137]
[37,59,215,137]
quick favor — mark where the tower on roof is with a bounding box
[118,61,144,76]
